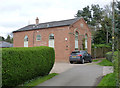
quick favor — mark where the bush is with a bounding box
[98,73,116,86]
[92,44,111,48]
[106,51,118,62]
[2,46,55,87]
[105,51,118,86]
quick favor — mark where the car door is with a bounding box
[87,52,91,61]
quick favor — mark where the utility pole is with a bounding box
[112,0,115,62]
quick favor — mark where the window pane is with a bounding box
[49,34,54,40]
[24,36,28,41]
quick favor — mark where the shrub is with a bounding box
[2,46,55,87]
[105,51,118,86]
[92,44,111,48]
[106,51,118,62]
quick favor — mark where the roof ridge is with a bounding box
[35,17,80,25]
[13,17,81,33]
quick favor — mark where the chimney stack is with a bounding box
[36,17,39,24]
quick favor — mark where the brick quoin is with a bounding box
[13,18,91,62]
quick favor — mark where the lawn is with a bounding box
[92,59,100,62]
[97,59,113,66]
[21,73,58,87]
[98,73,116,86]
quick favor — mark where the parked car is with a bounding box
[69,50,92,64]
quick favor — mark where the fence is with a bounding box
[91,47,111,58]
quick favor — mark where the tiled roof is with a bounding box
[0,41,13,48]
[13,17,81,33]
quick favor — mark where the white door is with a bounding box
[85,34,87,49]
[49,40,54,48]
[24,41,28,47]
[24,36,28,47]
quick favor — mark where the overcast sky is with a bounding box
[0,0,113,38]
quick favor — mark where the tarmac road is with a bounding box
[36,64,103,87]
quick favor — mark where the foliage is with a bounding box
[76,2,120,45]
[98,73,116,86]
[93,30,106,44]
[5,35,13,43]
[76,4,103,28]
[92,59,99,62]
[97,59,113,66]
[105,51,118,62]
[76,6,92,24]
[105,51,118,86]
[2,46,55,87]
[0,36,5,41]
[23,73,58,87]
[91,4,103,28]
[92,44,111,48]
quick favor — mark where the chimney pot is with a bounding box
[36,17,39,24]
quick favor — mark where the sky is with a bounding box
[0,0,113,38]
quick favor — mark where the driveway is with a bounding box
[35,62,113,87]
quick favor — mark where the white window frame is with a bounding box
[36,35,41,41]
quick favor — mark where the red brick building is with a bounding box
[13,17,91,62]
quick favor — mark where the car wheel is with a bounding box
[89,58,92,63]
[81,59,84,64]
[70,61,73,64]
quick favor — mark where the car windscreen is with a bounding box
[71,51,85,55]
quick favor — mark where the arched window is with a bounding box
[24,36,28,47]
[49,34,54,48]
[36,35,41,41]
[75,31,78,50]
[85,34,88,49]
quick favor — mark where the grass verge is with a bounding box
[22,73,58,87]
[98,73,116,86]
[92,59,100,62]
[97,59,113,66]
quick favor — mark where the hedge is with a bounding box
[105,51,118,86]
[2,46,55,87]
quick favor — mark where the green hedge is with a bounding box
[2,46,55,87]
[92,44,111,48]
[105,51,118,86]
[105,51,118,62]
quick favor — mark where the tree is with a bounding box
[91,4,104,29]
[93,30,106,44]
[5,35,13,43]
[76,6,92,25]
[0,36,5,41]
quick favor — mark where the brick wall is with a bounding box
[13,18,91,62]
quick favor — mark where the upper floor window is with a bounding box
[36,35,41,41]
[24,36,28,41]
